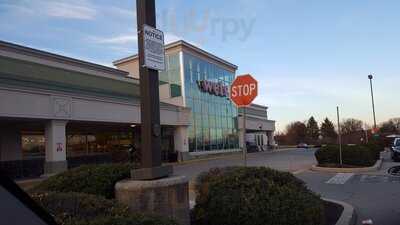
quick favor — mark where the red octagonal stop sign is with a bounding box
[230,74,258,107]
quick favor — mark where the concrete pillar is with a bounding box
[174,126,189,161]
[268,131,275,147]
[44,120,68,175]
[0,127,22,161]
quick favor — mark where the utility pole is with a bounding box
[132,0,172,179]
[243,107,247,166]
[337,106,343,166]
[368,74,377,129]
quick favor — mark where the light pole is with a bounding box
[337,106,343,166]
[368,74,377,129]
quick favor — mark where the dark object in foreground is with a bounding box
[324,200,344,225]
[0,170,57,225]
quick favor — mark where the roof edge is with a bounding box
[0,40,129,77]
[113,40,238,70]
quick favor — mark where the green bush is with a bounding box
[363,141,383,160]
[31,192,177,225]
[192,167,325,225]
[32,164,132,199]
[315,145,378,167]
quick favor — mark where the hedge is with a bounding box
[192,167,325,225]
[315,145,379,167]
[32,164,132,199]
[31,192,177,225]
[363,141,383,160]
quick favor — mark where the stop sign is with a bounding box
[230,74,258,107]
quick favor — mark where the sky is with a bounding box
[0,0,399,132]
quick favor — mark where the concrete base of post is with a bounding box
[131,165,173,180]
[115,176,190,225]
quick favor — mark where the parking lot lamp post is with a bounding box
[368,74,377,130]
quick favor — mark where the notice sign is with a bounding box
[143,24,165,71]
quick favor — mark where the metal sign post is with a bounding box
[230,74,258,167]
[243,107,247,166]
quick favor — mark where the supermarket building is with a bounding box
[0,40,275,179]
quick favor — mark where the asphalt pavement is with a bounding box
[173,148,316,181]
[297,151,400,225]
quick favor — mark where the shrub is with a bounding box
[32,164,132,199]
[363,140,384,159]
[192,167,325,225]
[31,192,128,224]
[315,145,378,167]
[31,192,178,225]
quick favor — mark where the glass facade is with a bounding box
[183,52,239,152]
[159,53,182,97]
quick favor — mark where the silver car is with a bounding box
[391,138,400,161]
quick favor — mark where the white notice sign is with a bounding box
[143,24,165,71]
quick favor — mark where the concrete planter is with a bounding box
[311,159,382,173]
[115,176,190,225]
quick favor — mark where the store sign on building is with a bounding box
[142,24,165,71]
[197,80,229,97]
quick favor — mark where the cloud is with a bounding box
[89,32,192,46]
[91,34,138,44]
[106,6,136,18]
[0,0,97,20]
[43,1,97,20]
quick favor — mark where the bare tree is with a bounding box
[341,118,364,135]
[286,121,307,144]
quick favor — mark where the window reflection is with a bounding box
[183,52,239,152]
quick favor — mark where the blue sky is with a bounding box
[1,0,399,131]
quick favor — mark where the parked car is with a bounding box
[297,143,308,149]
[391,138,400,161]
[246,143,260,153]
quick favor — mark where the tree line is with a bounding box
[275,117,400,145]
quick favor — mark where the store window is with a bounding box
[22,133,45,159]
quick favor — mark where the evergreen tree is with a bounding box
[320,118,337,142]
[306,116,319,142]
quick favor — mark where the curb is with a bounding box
[165,148,297,166]
[323,198,357,225]
[311,159,382,173]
